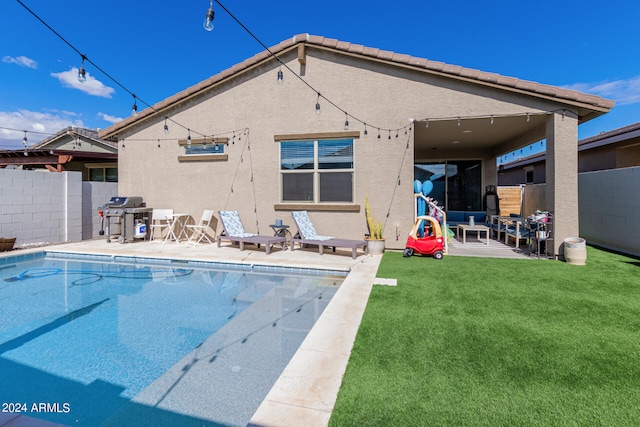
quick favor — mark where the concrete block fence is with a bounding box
[0,169,117,247]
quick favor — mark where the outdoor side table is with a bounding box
[269,224,292,249]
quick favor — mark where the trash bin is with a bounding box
[563,237,586,265]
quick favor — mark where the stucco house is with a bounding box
[499,121,640,185]
[0,127,118,181]
[99,34,614,256]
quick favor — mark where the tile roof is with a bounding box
[100,33,615,139]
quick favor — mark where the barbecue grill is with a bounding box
[98,196,152,243]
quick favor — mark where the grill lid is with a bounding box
[105,196,144,208]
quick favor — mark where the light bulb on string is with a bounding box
[22,131,27,147]
[526,113,531,122]
[457,117,461,127]
[203,0,215,31]
[315,93,321,114]
[277,67,283,85]
[364,124,368,137]
[344,113,349,130]
[157,139,161,148]
[187,129,191,145]
[377,128,381,139]
[388,130,391,140]
[425,119,429,128]
[78,55,87,83]
[131,95,138,117]
[163,117,169,134]
[490,115,494,125]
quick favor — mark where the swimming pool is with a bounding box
[0,252,345,426]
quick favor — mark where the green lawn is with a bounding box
[329,247,640,426]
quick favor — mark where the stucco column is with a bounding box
[545,111,579,258]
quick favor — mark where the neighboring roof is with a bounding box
[502,121,640,169]
[578,121,640,151]
[37,126,117,151]
[99,33,616,140]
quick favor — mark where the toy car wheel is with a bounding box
[433,251,444,260]
[403,248,414,257]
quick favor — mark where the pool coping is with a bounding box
[1,241,382,427]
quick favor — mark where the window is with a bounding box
[88,165,118,182]
[184,143,224,155]
[177,138,228,162]
[280,138,354,203]
[524,166,534,184]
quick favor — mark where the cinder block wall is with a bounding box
[82,181,119,240]
[0,169,117,246]
[578,166,640,257]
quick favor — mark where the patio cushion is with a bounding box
[291,211,333,241]
[219,210,256,238]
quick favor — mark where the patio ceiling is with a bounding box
[413,113,548,157]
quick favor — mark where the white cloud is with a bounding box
[0,109,84,149]
[563,76,640,105]
[2,55,38,69]
[97,112,123,124]
[51,67,116,98]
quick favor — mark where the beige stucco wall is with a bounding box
[115,47,576,250]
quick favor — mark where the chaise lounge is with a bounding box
[217,210,286,255]
[290,211,368,259]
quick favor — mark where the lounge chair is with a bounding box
[217,210,285,255]
[290,211,368,259]
[186,209,215,245]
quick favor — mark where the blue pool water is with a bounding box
[0,252,345,426]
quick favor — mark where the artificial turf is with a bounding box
[329,246,640,426]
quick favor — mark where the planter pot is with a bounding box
[563,237,586,265]
[367,239,385,255]
[0,238,16,252]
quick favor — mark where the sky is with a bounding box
[1,0,639,150]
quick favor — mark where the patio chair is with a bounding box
[149,208,173,242]
[186,209,215,245]
[290,211,368,259]
[217,210,285,255]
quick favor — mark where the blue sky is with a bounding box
[1,0,639,149]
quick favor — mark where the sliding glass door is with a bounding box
[414,160,482,211]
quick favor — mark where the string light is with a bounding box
[78,55,87,83]
[203,0,215,31]
[364,124,368,137]
[526,113,530,122]
[131,95,138,117]
[22,131,27,146]
[388,130,391,140]
[163,117,169,134]
[187,129,191,144]
[344,113,349,130]
[425,119,429,128]
[277,67,283,85]
[377,128,381,139]
[315,93,321,114]
[457,117,461,127]
[157,139,161,148]
[490,115,494,125]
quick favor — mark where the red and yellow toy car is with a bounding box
[403,215,446,260]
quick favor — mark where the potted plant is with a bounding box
[0,237,16,252]
[365,195,385,255]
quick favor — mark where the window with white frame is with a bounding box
[280,138,354,203]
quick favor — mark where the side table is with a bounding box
[269,224,292,249]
